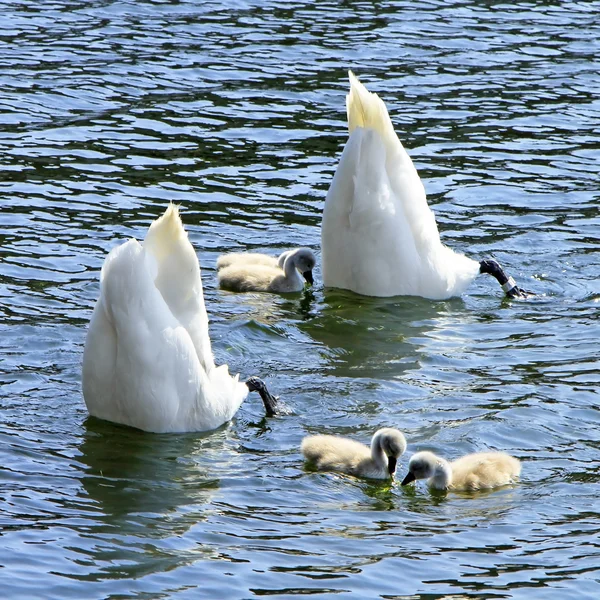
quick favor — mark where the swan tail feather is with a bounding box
[145,203,187,257]
[346,70,394,139]
[144,204,215,374]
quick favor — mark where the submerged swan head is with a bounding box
[371,428,407,478]
[284,248,316,285]
[82,203,285,433]
[401,451,452,488]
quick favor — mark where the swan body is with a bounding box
[216,250,291,271]
[218,247,315,293]
[402,450,521,491]
[82,204,252,433]
[301,428,407,480]
[322,72,485,299]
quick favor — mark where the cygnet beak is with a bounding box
[387,456,397,478]
[401,471,416,486]
[303,270,314,285]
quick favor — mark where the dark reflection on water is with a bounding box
[1,0,600,597]
[68,420,225,584]
[300,289,470,379]
[79,418,220,519]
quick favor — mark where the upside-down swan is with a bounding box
[218,247,315,293]
[301,428,407,480]
[321,71,525,300]
[82,204,279,433]
[401,450,521,491]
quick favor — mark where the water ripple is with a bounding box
[1,0,599,598]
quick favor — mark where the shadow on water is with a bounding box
[78,417,223,528]
[298,287,467,379]
[61,418,238,584]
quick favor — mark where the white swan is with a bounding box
[401,450,521,491]
[82,204,279,433]
[301,428,407,480]
[218,247,315,293]
[321,71,524,300]
[216,249,292,271]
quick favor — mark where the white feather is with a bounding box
[322,71,480,299]
[82,204,248,433]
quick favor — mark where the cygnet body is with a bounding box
[218,247,315,293]
[402,450,521,491]
[301,428,407,480]
[216,250,292,271]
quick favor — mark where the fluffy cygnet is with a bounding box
[216,249,292,271]
[218,247,315,293]
[301,427,407,480]
[401,450,521,491]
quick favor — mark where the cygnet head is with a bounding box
[286,248,316,285]
[372,428,407,477]
[401,451,448,486]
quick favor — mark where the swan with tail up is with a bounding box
[82,204,279,433]
[321,71,525,300]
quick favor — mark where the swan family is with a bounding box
[82,71,524,494]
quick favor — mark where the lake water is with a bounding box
[1,0,599,598]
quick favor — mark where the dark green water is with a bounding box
[1,1,599,598]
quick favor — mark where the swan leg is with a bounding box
[246,377,280,417]
[479,259,531,298]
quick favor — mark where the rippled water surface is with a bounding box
[1,0,599,598]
